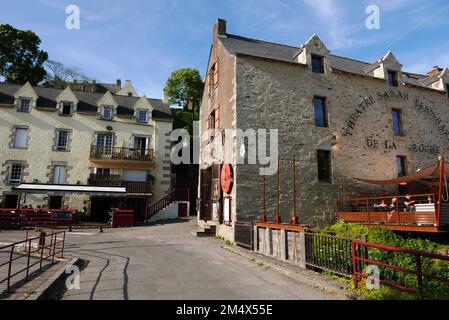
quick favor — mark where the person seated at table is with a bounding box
[374,200,388,210]
[402,194,416,212]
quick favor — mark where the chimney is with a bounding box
[116,79,122,90]
[213,19,227,41]
[426,66,443,78]
[92,80,97,93]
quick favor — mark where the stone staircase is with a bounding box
[191,223,217,237]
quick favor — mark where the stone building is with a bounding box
[198,19,449,241]
[0,80,173,222]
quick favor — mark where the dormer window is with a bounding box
[18,98,31,113]
[60,102,73,116]
[311,55,324,74]
[102,106,113,120]
[446,83,449,98]
[387,70,399,87]
[137,110,148,123]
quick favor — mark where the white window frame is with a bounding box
[9,164,23,184]
[18,98,31,113]
[53,165,67,185]
[102,106,113,120]
[56,130,69,151]
[137,110,148,123]
[14,128,28,149]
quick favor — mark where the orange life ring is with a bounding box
[221,164,233,194]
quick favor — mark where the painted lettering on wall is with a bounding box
[366,139,397,150]
[410,144,440,155]
[341,90,448,141]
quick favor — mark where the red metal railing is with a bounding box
[0,230,66,293]
[337,193,440,226]
[0,209,77,227]
[352,240,449,296]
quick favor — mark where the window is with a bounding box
[137,110,148,123]
[209,110,216,129]
[14,128,28,148]
[134,137,149,151]
[53,166,66,184]
[97,134,113,147]
[392,109,402,136]
[397,156,407,177]
[97,168,111,176]
[446,83,449,98]
[317,150,332,183]
[208,60,219,96]
[311,55,324,74]
[313,97,328,127]
[19,99,31,112]
[9,164,22,184]
[387,70,399,87]
[102,106,113,120]
[56,130,69,151]
[61,102,72,116]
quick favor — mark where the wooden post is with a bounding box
[291,151,299,225]
[261,175,267,222]
[437,155,445,226]
[274,157,282,224]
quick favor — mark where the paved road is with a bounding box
[1,219,339,300]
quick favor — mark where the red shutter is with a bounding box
[213,59,219,88]
[214,105,220,129]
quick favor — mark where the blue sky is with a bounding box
[1,0,449,99]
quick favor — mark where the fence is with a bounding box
[0,230,66,294]
[353,240,449,297]
[0,209,77,227]
[305,232,366,277]
[234,222,254,250]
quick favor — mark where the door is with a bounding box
[4,195,19,208]
[134,137,149,160]
[49,196,63,209]
[200,167,212,221]
[178,203,188,217]
[126,198,146,222]
[97,134,114,157]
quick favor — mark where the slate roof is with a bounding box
[219,34,442,90]
[0,82,173,121]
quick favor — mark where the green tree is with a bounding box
[0,24,48,84]
[163,68,203,120]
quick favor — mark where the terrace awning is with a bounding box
[355,159,449,185]
[13,184,127,196]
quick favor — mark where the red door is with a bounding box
[178,203,188,217]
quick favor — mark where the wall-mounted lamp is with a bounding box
[331,135,338,146]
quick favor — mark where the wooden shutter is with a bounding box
[214,105,220,129]
[206,74,211,97]
[213,59,219,88]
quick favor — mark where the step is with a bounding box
[191,227,216,238]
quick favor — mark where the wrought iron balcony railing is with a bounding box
[90,146,155,162]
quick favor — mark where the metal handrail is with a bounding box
[0,230,66,293]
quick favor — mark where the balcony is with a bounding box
[90,146,155,162]
[88,174,152,194]
[90,146,155,169]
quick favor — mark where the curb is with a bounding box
[25,257,79,300]
[224,245,362,300]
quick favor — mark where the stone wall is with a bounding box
[235,55,449,226]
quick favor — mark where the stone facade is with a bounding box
[199,19,449,241]
[0,81,173,215]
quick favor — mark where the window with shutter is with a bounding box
[213,59,219,88]
[214,105,220,129]
[14,128,28,148]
